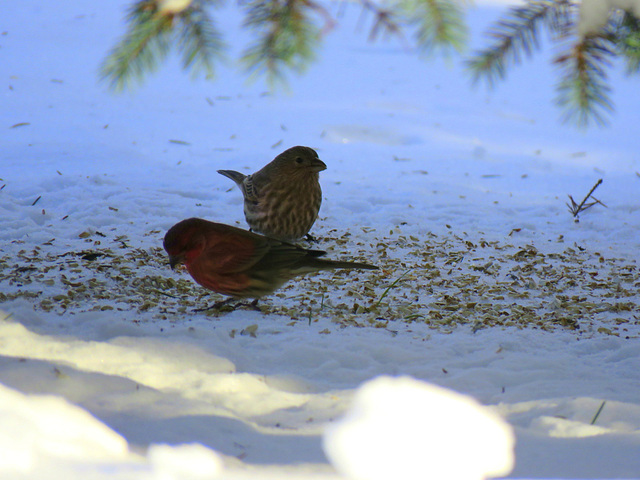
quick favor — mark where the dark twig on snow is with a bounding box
[567,178,606,222]
[590,400,606,425]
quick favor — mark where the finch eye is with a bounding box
[295,157,304,164]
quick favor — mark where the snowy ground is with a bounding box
[2,0,640,478]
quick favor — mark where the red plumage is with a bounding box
[164,218,378,301]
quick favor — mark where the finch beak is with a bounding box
[168,254,184,270]
[312,158,327,172]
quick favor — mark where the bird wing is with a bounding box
[200,227,271,274]
[242,175,260,203]
[251,241,326,272]
[199,222,327,274]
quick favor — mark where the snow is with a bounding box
[2,0,640,479]
[323,376,515,480]
[0,383,131,476]
[146,443,224,479]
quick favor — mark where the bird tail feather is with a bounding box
[217,169,246,186]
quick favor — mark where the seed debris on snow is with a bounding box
[0,228,638,337]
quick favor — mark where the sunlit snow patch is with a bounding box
[323,376,514,480]
[147,443,224,478]
[0,382,226,478]
[0,383,129,474]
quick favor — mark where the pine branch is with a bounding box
[358,0,406,43]
[241,0,323,85]
[616,11,640,74]
[466,0,640,126]
[306,0,337,34]
[177,4,225,79]
[101,1,174,91]
[467,0,575,86]
[101,0,223,91]
[359,0,466,54]
[554,34,615,127]
[407,0,468,56]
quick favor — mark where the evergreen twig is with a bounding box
[101,0,223,91]
[359,0,467,54]
[177,4,225,79]
[617,11,640,73]
[467,0,573,86]
[241,0,324,85]
[409,0,468,56]
[101,0,640,128]
[555,35,615,127]
[466,0,640,126]
[359,0,406,43]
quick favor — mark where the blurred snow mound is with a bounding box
[0,382,225,478]
[323,376,514,480]
[0,382,128,474]
[148,443,224,479]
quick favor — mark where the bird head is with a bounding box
[163,218,208,270]
[276,146,327,174]
[168,252,185,270]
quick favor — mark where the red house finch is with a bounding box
[217,146,326,242]
[163,218,378,306]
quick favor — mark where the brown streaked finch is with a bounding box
[217,146,326,242]
[163,217,378,308]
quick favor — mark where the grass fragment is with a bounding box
[374,269,411,309]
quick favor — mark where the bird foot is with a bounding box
[238,299,261,311]
[304,233,318,243]
[193,298,260,313]
[193,297,235,312]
